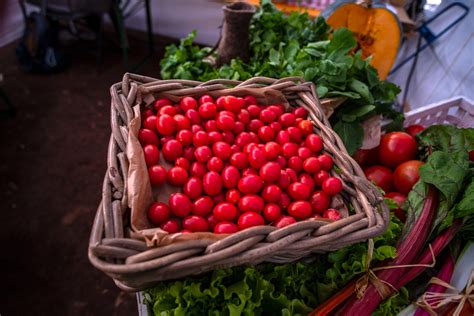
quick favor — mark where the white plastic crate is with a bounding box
[404,96,474,128]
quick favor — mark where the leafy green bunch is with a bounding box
[160,0,401,154]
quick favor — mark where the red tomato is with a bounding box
[212,141,232,161]
[143,144,160,167]
[221,166,240,189]
[225,189,241,205]
[405,124,425,138]
[202,171,223,196]
[230,152,248,169]
[154,98,172,111]
[180,96,198,111]
[287,182,311,200]
[379,132,417,168]
[278,193,291,210]
[277,170,291,190]
[323,209,341,220]
[214,221,239,234]
[213,202,238,221]
[162,140,183,161]
[364,165,394,193]
[143,115,158,131]
[298,120,313,136]
[243,95,257,106]
[258,126,275,142]
[194,146,212,162]
[156,114,176,136]
[207,157,224,172]
[223,95,243,113]
[193,131,209,147]
[189,162,207,179]
[287,201,312,219]
[318,154,334,171]
[193,196,214,217]
[167,166,188,186]
[303,157,321,174]
[314,170,330,187]
[168,193,192,217]
[138,129,159,146]
[247,105,261,119]
[237,109,250,124]
[287,127,302,143]
[160,219,181,233]
[175,157,190,170]
[259,108,277,124]
[173,114,191,131]
[298,147,312,160]
[305,134,323,153]
[199,102,217,119]
[259,162,281,183]
[206,214,219,229]
[199,94,214,105]
[238,174,263,194]
[176,130,193,146]
[208,131,223,145]
[159,105,177,116]
[385,192,407,222]
[274,215,296,228]
[261,184,282,203]
[263,204,281,222]
[216,114,235,131]
[279,113,296,127]
[185,109,201,125]
[238,212,265,230]
[147,202,170,225]
[299,173,315,192]
[276,130,290,144]
[238,194,265,213]
[148,165,167,186]
[183,215,209,232]
[293,107,308,118]
[322,177,343,196]
[281,143,299,159]
[183,177,203,200]
[248,147,267,169]
[310,191,330,213]
[393,160,424,194]
[352,149,370,167]
[287,156,304,173]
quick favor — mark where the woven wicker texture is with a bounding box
[88,74,389,291]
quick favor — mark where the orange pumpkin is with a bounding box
[327,3,401,79]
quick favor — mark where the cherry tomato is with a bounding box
[142,108,155,119]
[279,113,296,127]
[276,130,290,144]
[167,166,188,186]
[314,170,330,187]
[147,202,169,225]
[264,142,280,160]
[143,115,158,132]
[322,177,343,196]
[185,109,201,125]
[199,102,217,119]
[305,134,323,153]
[379,132,417,168]
[216,114,235,131]
[238,194,265,213]
[281,143,299,159]
[143,144,160,166]
[204,120,218,132]
[160,136,174,145]
[263,204,281,222]
[293,107,308,118]
[310,191,330,213]
[385,192,407,222]
[160,219,180,233]
[274,215,296,228]
[189,162,207,179]
[318,154,334,171]
[162,140,183,161]
[213,202,238,221]
[259,108,276,123]
[221,165,240,189]
[154,98,172,111]
[287,127,302,143]
[226,189,241,205]
[248,147,267,169]
[298,120,313,136]
[206,214,219,229]
[159,105,177,116]
[287,182,311,200]
[176,130,193,146]
[262,184,282,203]
[269,105,284,117]
[192,196,214,217]
[393,160,424,194]
[233,121,245,134]
[156,114,176,136]
[278,193,291,210]
[238,212,265,230]
[202,171,223,196]
[222,131,235,145]
[207,131,223,145]
[303,157,321,174]
[175,157,190,170]
[298,173,315,192]
[214,221,239,234]
[183,215,209,232]
[258,126,275,142]
[223,95,243,113]
[238,174,263,194]
[277,171,291,190]
[212,141,232,161]
[207,157,224,172]
[180,96,198,111]
[287,156,303,173]
[199,94,213,105]
[364,165,394,193]
[230,152,248,169]
[192,131,209,147]
[244,95,257,106]
[138,129,159,146]
[169,193,192,217]
[259,162,281,183]
[248,119,264,133]
[405,124,425,138]
[183,177,203,200]
[270,121,282,134]
[285,168,298,183]
[275,155,287,169]
[247,105,261,118]
[182,147,195,162]
[242,168,258,177]
[323,209,341,220]
[213,192,226,204]
[173,114,191,131]
[298,147,312,160]
[287,201,312,219]
[191,124,203,134]
[194,146,212,162]
[148,165,167,186]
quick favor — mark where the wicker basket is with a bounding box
[88,74,389,291]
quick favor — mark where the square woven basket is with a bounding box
[88,74,389,291]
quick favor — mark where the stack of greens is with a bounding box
[159,0,401,154]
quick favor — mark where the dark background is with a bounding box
[0,31,174,315]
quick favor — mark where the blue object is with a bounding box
[390,2,469,75]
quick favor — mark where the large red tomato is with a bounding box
[379,132,417,168]
[393,160,424,194]
[364,165,394,193]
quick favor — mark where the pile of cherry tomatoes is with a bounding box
[138,94,344,234]
[353,125,426,222]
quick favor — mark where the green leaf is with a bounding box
[341,104,376,122]
[417,125,474,153]
[333,121,364,155]
[304,67,318,81]
[269,48,281,66]
[284,40,300,60]
[327,28,356,56]
[349,79,374,103]
[316,86,328,97]
[454,180,474,218]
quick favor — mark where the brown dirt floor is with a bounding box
[0,30,175,315]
